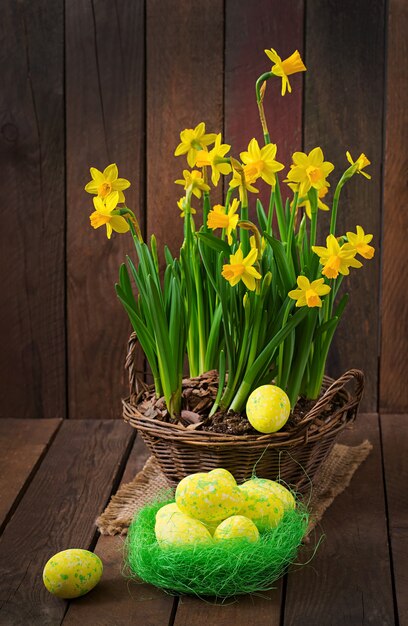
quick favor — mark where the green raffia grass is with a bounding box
[125,498,309,598]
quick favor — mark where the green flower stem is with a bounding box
[276,299,292,387]
[209,349,226,416]
[203,191,211,231]
[286,308,318,407]
[266,189,275,235]
[240,204,249,255]
[256,71,273,144]
[273,178,287,242]
[285,191,299,264]
[308,188,318,253]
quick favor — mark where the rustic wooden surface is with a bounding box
[380,0,408,413]
[0,0,66,419]
[66,0,145,419]
[0,414,405,625]
[304,0,386,412]
[146,0,224,261]
[1,0,407,419]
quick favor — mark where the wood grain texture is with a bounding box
[304,0,386,411]
[0,420,132,625]
[380,0,408,412]
[381,414,408,625]
[174,585,282,626]
[225,0,304,190]
[63,435,176,625]
[146,0,224,261]
[0,419,61,533]
[283,414,395,625]
[0,1,65,419]
[66,0,145,418]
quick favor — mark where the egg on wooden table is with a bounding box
[246,385,291,433]
[43,549,103,599]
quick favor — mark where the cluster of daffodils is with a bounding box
[85,48,374,419]
[155,469,295,548]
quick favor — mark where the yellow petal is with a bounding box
[85,180,99,194]
[110,215,130,234]
[103,164,118,182]
[90,167,104,183]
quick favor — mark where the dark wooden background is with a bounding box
[1,0,406,420]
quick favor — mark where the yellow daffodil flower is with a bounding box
[229,165,259,203]
[222,246,262,291]
[290,184,330,218]
[85,164,130,203]
[195,133,232,186]
[177,197,196,218]
[288,276,331,308]
[175,170,210,199]
[312,234,362,279]
[240,138,284,186]
[90,191,130,239]
[264,48,306,96]
[346,151,371,179]
[343,226,375,259]
[207,199,240,244]
[174,122,217,168]
[285,147,334,196]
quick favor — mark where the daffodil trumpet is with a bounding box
[85,47,374,418]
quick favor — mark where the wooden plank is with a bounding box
[304,0,386,412]
[0,420,133,625]
[66,0,145,418]
[63,435,176,625]
[0,419,61,533]
[380,0,408,412]
[381,414,408,625]
[174,584,282,626]
[0,1,65,418]
[225,0,304,206]
[146,0,224,261]
[283,414,395,625]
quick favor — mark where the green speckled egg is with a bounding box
[239,480,284,531]
[246,385,291,433]
[213,515,259,543]
[43,549,103,599]
[176,472,243,523]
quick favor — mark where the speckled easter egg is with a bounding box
[246,385,291,433]
[43,549,103,599]
[213,515,259,543]
[208,468,237,486]
[155,502,183,523]
[239,480,284,531]
[176,472,243,523]
[155,509,212,547]
[251,478,296,510]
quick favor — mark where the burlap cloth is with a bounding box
[97,439,372,536]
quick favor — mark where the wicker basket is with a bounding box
[123,335,364,492]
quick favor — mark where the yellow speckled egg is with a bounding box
[155,509,212,547]
[214,515,259,543]
[246,385,291,433]
[208,468,237,486]
[239,480,284,531]
[156,502,183,523]
[43,549,103,599]
[251,478,296,510]
[176,472,243,523]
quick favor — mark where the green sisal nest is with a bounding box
[125,498,309,598]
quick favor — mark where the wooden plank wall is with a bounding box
[0,0,406,419]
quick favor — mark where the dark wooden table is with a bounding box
[0,414,406,626]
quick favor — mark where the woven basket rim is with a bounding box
[122,370,364,448]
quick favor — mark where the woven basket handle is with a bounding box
[125,332,140,397]
[302,369,365,425]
